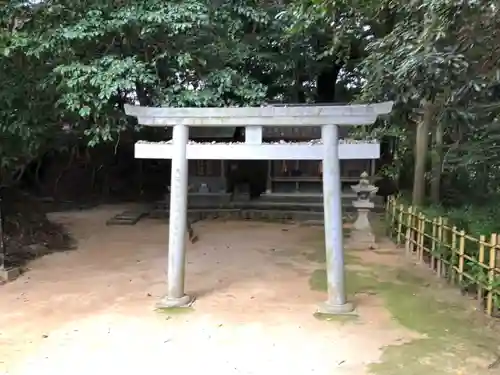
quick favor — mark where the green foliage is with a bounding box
[397,193,500,237]
[286,1,500,206]
[282,0,393,93]
[359,1,500,202]
[2,0,500,221]
[3,0,380,187]
[388,198,500,312]
[0,0,291,184]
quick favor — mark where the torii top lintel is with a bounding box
[123,102,394,127]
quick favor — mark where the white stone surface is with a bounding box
[134,141,380,160]
[124,102,394,122]
[134,115,380,126]
[245,126,263,144]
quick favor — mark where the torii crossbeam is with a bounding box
[125,102,393,314]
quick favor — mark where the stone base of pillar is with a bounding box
[156,294,195,309]
[316,300,355,315]
[346,229,377,250]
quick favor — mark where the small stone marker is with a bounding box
[187,220,198,243]
[0,195,19,283]
[0,266,20,283]
[106,210,148,226]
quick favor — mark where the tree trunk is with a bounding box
[412,100,434,206]
[430,120,443,204]
[316,64,342,102]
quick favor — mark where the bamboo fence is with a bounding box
[385,197,500,317]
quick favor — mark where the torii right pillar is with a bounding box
[318,124,353,314]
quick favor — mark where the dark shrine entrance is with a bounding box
[225,127,268,199]
[184,125,380,196]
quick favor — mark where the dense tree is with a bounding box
[1,0,269,186]
[281,0,500,234]
[0,0,371,189]
[359,1,500,207]
[1,0,500,232]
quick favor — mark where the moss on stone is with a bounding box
[155,306,194,316]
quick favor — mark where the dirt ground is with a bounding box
[0,205,498,375]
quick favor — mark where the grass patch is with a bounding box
[370,214,389,242]
[304,226,355,263]
[309,258,500,374]
[368,278,498,375]
[309,268,376,296]
[306,248,360,264]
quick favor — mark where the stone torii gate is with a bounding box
[124,102,393,314]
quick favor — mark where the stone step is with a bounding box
[155,201,324,212]
[258,193,384,205]
[149,208,383,223]
[106,210,148,226]
[149,208,326,222]
[159,192,384,207]
[152,201,385,214]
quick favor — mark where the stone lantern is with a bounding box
[348,171,378,249]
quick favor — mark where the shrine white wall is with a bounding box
[134,141,380,160]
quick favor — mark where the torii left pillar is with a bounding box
[157,123,193,308]
[318,124,353,314]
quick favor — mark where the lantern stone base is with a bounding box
[352,206,373,231]
[346,229,378,250]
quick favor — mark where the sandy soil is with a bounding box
[0,205,413,375]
